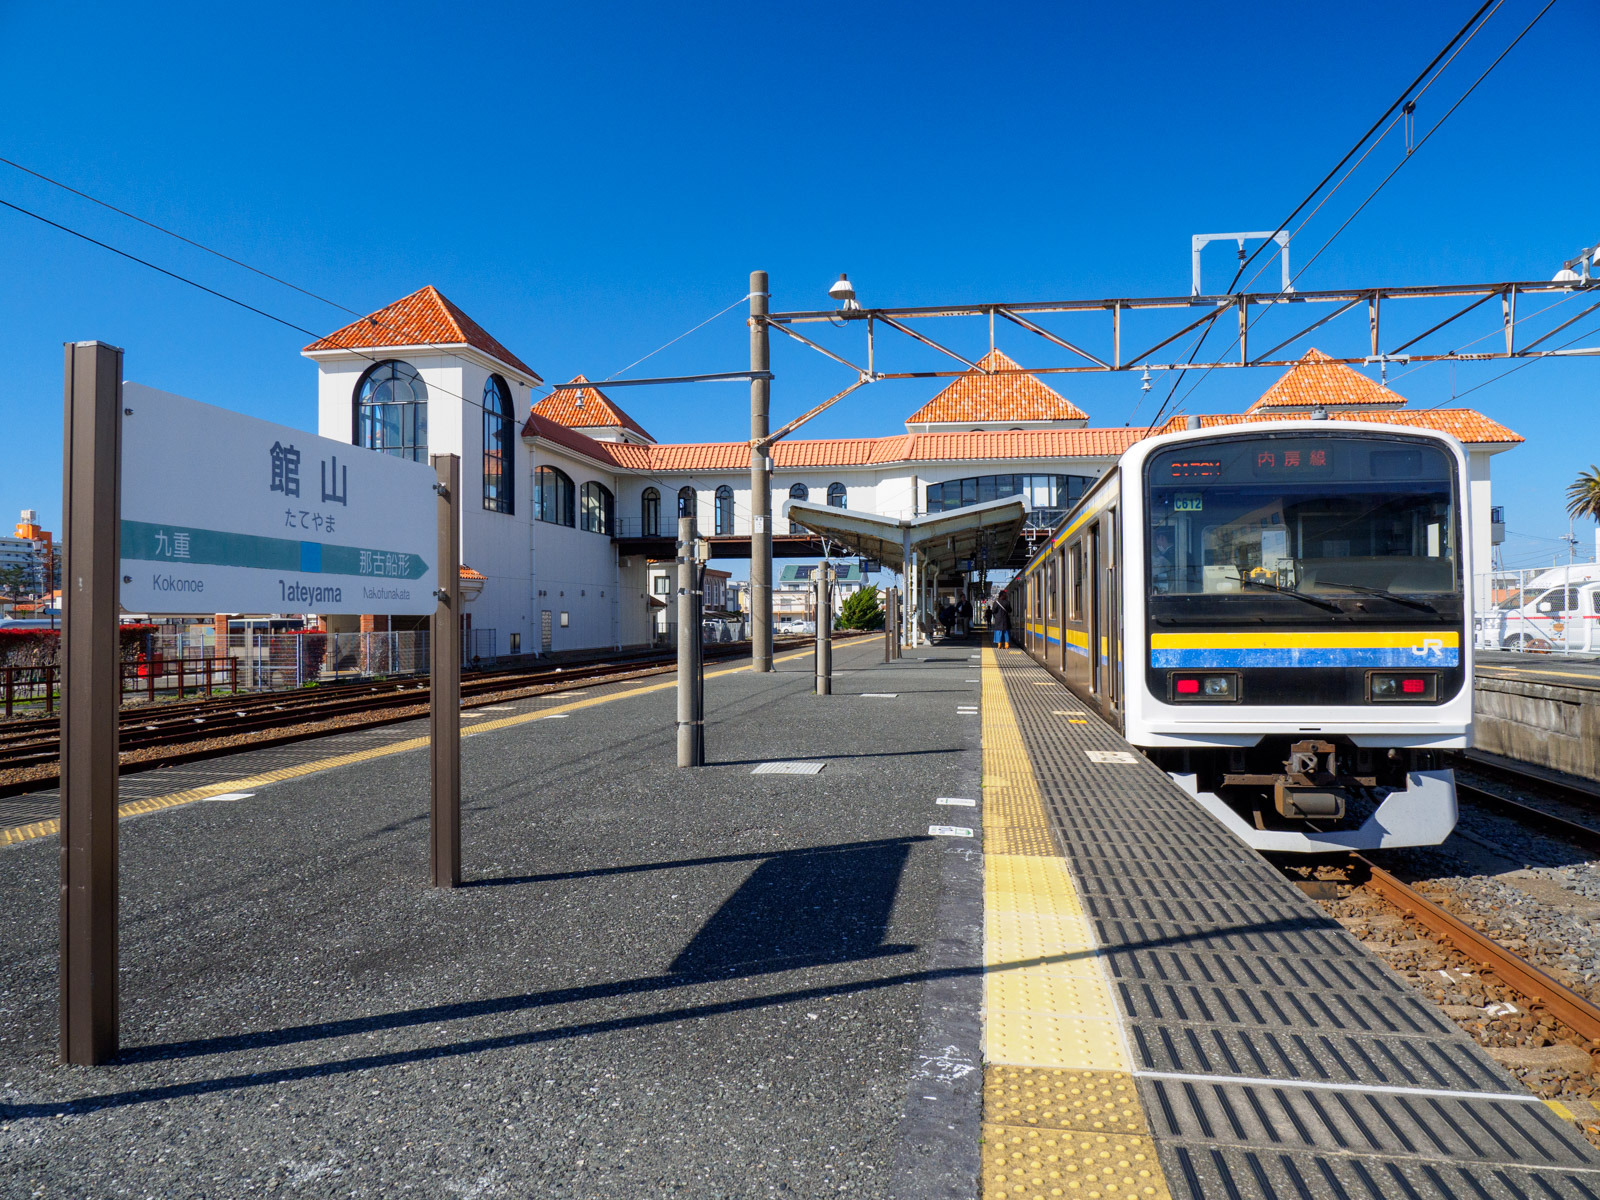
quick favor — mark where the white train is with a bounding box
[1006,420,1472,853]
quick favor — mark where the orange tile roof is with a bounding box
[519,425,1149,473]
[522,412,628,467]
[530,375,654,441]
[1247,348,1404,411]
[904,349,1088,425]
[1161,408,1522,445]
[459,566,486,581]
[303,286,541,382]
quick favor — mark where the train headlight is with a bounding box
[1367,671,1437,702]
[1203,675,1233,698]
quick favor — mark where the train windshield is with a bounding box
[1146,434,1459,604]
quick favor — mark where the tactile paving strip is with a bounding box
[981,650,1173,1198]
[991,650,1600,1195]
[981,1124,1169,1199]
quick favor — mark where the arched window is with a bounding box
[641,487,660,537]
[581,481,614,534]
[715,485,734,535]
[827,482,847,509]
[677,487,697,518]
[482,374,514,513]
[355,360,428,461]
[786,482,809,534]
[535,466,575,526]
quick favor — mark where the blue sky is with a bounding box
[2,1,1597,571]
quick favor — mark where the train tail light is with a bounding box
[1368,672,1438,702]
[1169,672,1238,702]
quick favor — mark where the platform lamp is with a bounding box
[828,274,861,314]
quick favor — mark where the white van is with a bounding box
[1480,570,1600,652]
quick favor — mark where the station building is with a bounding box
[303,287,1522,656]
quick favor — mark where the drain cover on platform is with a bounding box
[860,693,899,698]
[752,761,826,775]
[1085,750,1138,764]
[928,825,974,837]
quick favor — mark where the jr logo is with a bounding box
[1411,638,1444,657]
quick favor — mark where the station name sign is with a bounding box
[120,384,437,616]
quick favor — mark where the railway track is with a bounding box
[1348,854,1600,1045]
[0,636,825,798]
[1281,753,1600,1069]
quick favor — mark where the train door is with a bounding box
[1087,525,1101,698]
[1057,550,1068,673]
[1107,508,1123,724]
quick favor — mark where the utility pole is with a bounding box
[430,454,461,888]
[815,562,833,695]
[883,586,894,663]
[749,270,772,673]
[677,516,704,766]
[59,340,122,1065]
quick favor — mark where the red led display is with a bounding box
[1167,460,1223,480]
[1250,445,1336,478]
[1401,678,1426,694]
[1175,678,1200,694]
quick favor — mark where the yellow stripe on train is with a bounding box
[1150,631,1460,650]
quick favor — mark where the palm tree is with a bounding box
[1567,466,1600,524]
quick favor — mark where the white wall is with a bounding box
[1469,449,1494,613]
[527,442,629,653]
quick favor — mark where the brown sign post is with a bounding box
[430,454,461,887]
[59,341,123,1065]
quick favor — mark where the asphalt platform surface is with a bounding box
[0,639,985,1199]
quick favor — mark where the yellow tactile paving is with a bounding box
[987,912,1097,962]
[981,1125,1168,1199]
[985,1066,1148,1135]
[981,648,1171,1200]
[0,648,815,847]
[988,972,1122,1019]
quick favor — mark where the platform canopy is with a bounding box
[781,495,1030,574]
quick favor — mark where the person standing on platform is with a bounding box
[991,593,1012,649]
[957,597,973,637]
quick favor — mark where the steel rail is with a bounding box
[0,636,838,799]
[1456,781,1600,857]
[1353,854,1600,1044]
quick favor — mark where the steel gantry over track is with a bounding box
[761,276,1600,384]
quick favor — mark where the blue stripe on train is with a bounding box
[1150,647,1460,669]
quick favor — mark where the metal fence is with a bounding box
[655,617,752,647]
[1474,567,1600,654]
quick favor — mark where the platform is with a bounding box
[1474,651,1600,787]
[982,646,1600,1199]
[4,637,1596,1198]
[0,639,988,1197]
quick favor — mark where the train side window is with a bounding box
[1069,544,1083,619]
[1046,560,1057,620]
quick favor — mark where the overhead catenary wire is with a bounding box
[1161,4,1562,426]
[1158,1,1547,426]
[1224,0,1499,291]
[1227,0,1509,299]
[0,182,748,429]
[1421,319,1600,406]
[0,155,364,318]
[0,178,785,527]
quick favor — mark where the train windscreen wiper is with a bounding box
[1310,579,1438,613]
[1238,577,1342,612]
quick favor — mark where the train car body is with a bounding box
[1010,420,1471,853]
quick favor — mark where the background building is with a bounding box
[301,289,1523,655]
